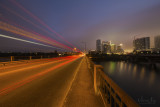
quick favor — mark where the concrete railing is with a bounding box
[86,57,140,107]
[0,56,52,67]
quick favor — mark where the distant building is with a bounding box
[154,35,160,50]
[111,44,116,53]
[96,39,101,53]
[88,50,97,55]
[117,45,121,50]
[102,41,111,54]
[117,45,124,53]
[133,37,150,51]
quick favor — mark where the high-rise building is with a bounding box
[154,35,160,50]
[102,41,111,53]
[111,44,116,53]
[96,39,101,53]
[133,37,150,51]
[116,45,124,53]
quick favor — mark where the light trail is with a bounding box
[0,21,62,48]
[10,0,79,50]
[0,34,64,50]
[0,17,73,50]
[0,56,80,96]
[0,5,74,51]
[0,4,53,38]
[0,21,73,51]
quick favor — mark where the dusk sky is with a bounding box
[1,0,160,52]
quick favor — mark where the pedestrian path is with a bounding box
[63,57,105,107]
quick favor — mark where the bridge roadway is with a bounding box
[0,56,104,107]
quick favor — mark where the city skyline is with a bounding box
[96,39,124,54]
[96,35,160,53]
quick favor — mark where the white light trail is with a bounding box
[0,34,64,50]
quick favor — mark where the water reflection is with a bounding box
[98,61,160,107]
[124,63,127,70]
[140,67,145,80]
[119,62,124,71]
[132,65,137,79]
[149,71,155,86]
[109,62,116,71]
[128,63,131,71]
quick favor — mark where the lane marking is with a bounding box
[60,57,84,107]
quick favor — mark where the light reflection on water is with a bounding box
[149,71,156,86]
[96,61,160,107]
[133,65,137,79]
[140,67,145,80]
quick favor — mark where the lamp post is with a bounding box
[81,42,86,53]
[74,48,77,52]
[120,43,123,46]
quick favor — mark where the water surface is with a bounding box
[96,61,160,107]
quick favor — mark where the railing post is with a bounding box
[41,56,42,59]
[94,65,104,95]
[30,56,32,60]
[11,56,14,62]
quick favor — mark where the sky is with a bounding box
[1,0,160,52]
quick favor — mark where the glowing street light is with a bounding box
[120,43,123,46]
[74,48,77,51]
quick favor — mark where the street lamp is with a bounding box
[81,42,86,53]
[74,48,77,51]
[120,43,123,46]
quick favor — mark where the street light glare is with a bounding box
[120,43,123,46]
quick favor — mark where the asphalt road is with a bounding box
[0,56,83,107]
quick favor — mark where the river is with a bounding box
[96,61,160,107]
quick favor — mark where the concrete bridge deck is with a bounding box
[63,57,104,107]
[0,56,104,107]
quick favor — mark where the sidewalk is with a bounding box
[63,57,105,107]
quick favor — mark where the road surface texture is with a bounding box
[0,56,104,107]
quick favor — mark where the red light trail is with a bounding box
[10,0,79,51]
[0,17,73,50]
[0,4,78,52]
[0,56,81,96]
[0,21,73,51]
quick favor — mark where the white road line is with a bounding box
[59,57,84,107]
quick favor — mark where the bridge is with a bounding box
[0,55,139,107]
